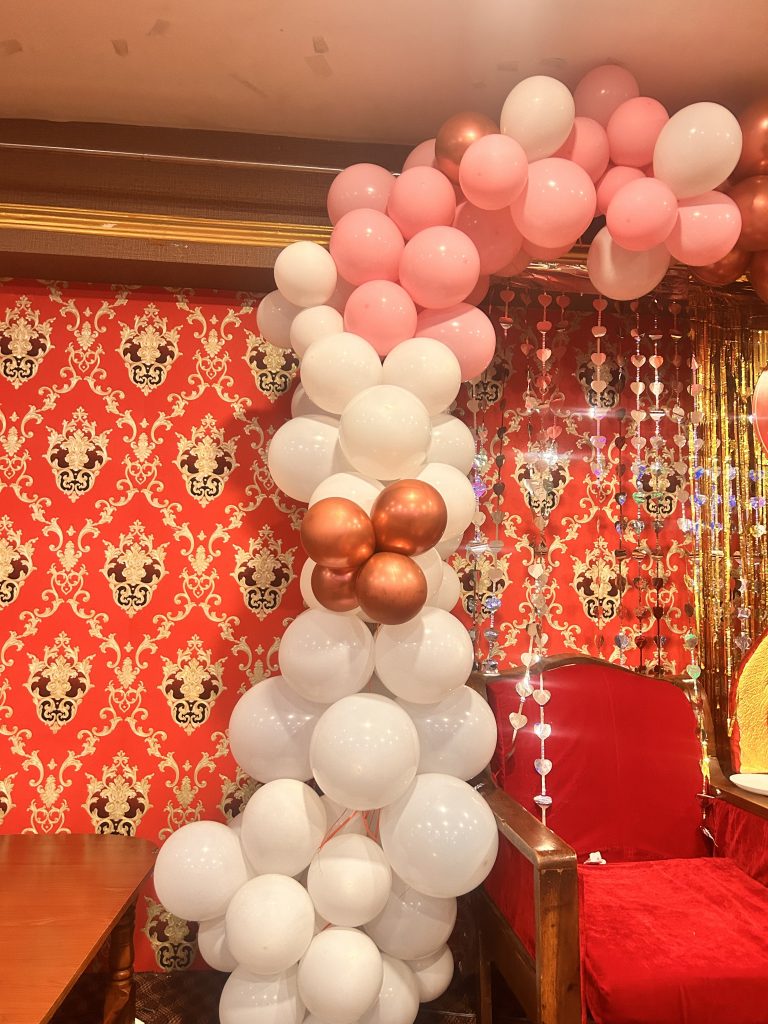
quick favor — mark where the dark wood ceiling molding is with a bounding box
[0,119,409,290]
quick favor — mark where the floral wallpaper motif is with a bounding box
[0,280,694,973]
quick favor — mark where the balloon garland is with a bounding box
[153,63,764,1024]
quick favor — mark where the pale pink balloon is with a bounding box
[606,177,678,251]
[454,202,523,274]
[329,209,404,286]
[665,191,742,267]
[327,164,396,225]
[587,226,671,300]
[523,239,574,259]
[596,165,646,215]
[511,158,596,249]
[553,117,610,183]
[465,274,491,306]
[458,133,528,210]
[403,139,437,172]
[387,167,456,239]
[416,303,496,381]
[496,250,531,277]
[343,281,418,356]
[399,226,480,309]
[326,275,357,313]
[574,64,640,126]
[607,97,669,169]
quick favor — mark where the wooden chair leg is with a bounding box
[103,900,137,1024]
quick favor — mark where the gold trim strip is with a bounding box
[0,203,332,248]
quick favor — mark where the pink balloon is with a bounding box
[606,177,678,251]
[496,250,531,277]
[403,139,436,172]
[327,164,396,225]
[596,165,646,215]
[574,64,640,126]
[511,158,596,249]
[387,167,456,239]
[523,239,574,259]
[326,275,357,313]
[454,202,523,274]
[666,192,742,266]
[553,117,610,183]
[343,280,418,356]
[458,133,528,210]
[465,274,490,306]
[587,226,671,300]
[399,226,480,309]
[329,209,404,286]
[416,303,496,381]
[607,97,669,169]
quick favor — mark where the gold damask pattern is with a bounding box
[0,280,301,971]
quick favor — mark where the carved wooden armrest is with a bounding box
[709,760,768,821]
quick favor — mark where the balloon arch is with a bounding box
[153,65,767,1024]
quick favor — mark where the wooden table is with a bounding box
[0,834,157,1024]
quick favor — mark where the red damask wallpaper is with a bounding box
[0,280,693,972]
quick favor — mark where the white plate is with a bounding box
[730,773,768,796]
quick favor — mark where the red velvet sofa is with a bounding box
[471,656,768,1024]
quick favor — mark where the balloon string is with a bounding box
[321,809,359,847]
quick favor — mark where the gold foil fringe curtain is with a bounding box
[691,287,768,760]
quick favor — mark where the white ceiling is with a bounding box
[0,0,766,145]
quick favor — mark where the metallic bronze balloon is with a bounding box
[692,245,752,286]
[356,552,427,625]
[371,479,448,556]
[301,497,375,570]
[435,112,498,184]
[311,564,360,613]
[734,98,768,182]
[730,175,768,252]
[749,249,768,304]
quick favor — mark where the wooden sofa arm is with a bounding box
[709,760,768,821]
[473,771,582,1024]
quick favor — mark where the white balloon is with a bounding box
[382,338,462,415]
[407,945,454,1003]
[219,965,305,1024]
[310,471,384,515]
[300,557,323,610]
[360,955,420,1024]
[257,290,302,350]
[268,415,349,503]
[226,874,315,974]
[290,305,345,358]
[340,385,431,480]
[308,834,392,926]
[416,463,475,540]
[279,609,375,703]
[298,928,384,1024]
[291,384,327,419]
[364,873,457,961]
[587,226,671,301]
[275,241,338,308]
[375,607,474,704]
[301,332,384,415]
[241,779,326,877]
[411,548,443,601]
[427,415,475,475]
[198,915,239,973]
[310,694,420,809]
[436,534,463,559]
[227,813,244,834]
[653,102,742,199]
[154,821,249,922]
[398,686,497,780]
[380,774,498,898]
[429,562,461,611]
[322,794,368,837]
[500,76,575,160]
[228,675,322,783]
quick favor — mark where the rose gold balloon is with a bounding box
[355,552,427,625]
[752,368,768,458]
[300,497,375,570]
[730,175,768,252]
[734,98,768,182]
[435,112,498,184]
[311,564,360,613]
[371,480,448,556]
[693,245,752,287]
[749,249,768,304]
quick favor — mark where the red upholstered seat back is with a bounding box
[486,659,709,861]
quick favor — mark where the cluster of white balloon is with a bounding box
[154,168,502,1021]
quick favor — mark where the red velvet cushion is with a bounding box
[487,660,708,860]
[709,799,768,886]
[580,858,768,1024]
